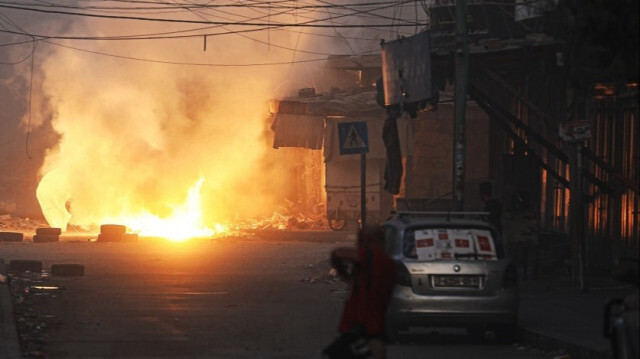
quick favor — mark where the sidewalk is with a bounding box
[0,259,21,359]
[518,274,637,359]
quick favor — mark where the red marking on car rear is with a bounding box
[477,235,491,251]
[455,239,470,248]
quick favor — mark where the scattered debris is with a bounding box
[300,260,340,284]
[5,260,84,358]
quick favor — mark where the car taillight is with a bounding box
[502,262,518,288]
[396,262,412,287]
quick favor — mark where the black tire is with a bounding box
[97,233,123,242]
[495,323,518,344]
[0,231,23,242]
[100,224,127,235]
[122,233,138,242]
[36,227,62,236]
[466,327,486,342]
[9,259,42,273]
[385,322,403,343]
[33,234,60,243]
[51,264,85,277]
[328,218,347,231]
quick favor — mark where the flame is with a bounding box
[23,4,348,237]
[30,31,303,238]
[113,178,224,242]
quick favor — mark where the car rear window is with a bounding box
[403,227,504,261]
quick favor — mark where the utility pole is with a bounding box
[361,152,367,228]
[453,0,469,211]
[569,142,587,291]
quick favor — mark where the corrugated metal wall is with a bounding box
[586,85,639,270]
[475,68,638,272]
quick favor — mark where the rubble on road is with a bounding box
[0,216,47,232]
[5,264,82,359]
[300,260,340,285]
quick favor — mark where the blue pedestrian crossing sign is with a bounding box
[338,121,369,155]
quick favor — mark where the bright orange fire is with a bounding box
[107,178,226,242]
[30,16,320,240]
[37,172,228,242]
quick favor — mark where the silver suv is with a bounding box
[382,212,519,342]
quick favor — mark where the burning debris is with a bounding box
[1,208,330,244]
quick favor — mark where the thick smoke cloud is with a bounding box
[2,4,334,230]
[1,1,419,232]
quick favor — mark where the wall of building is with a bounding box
[409,102,492,210]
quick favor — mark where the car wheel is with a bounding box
[328,217,347,231]
[495,323,518,344]
[385,322,402,343]
[466,327,486,342]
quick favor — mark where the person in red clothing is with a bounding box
[330,224,397,359]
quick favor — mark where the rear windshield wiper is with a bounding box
[454,253,479,259]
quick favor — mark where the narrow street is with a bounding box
[1,231,551,359]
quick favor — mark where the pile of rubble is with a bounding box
[0,215,47,234]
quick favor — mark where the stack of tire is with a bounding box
[98,224,138,242]
[33,227,62,243]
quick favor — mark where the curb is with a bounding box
[519,327,612,359]
[1,281,21,359]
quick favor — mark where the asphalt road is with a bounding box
[1,231,550,359]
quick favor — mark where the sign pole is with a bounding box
[337,120,369,229]
[569,142,586,291]
[361,153,366,228]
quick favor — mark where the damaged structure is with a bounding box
[270,0,639,278]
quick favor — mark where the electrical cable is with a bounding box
[0,0,423,41]
[25,36,35,159]
[0,1,423,28]
[42,38,378,67]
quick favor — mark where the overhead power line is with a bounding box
[43,38,379,67]
[0,1,424,28]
